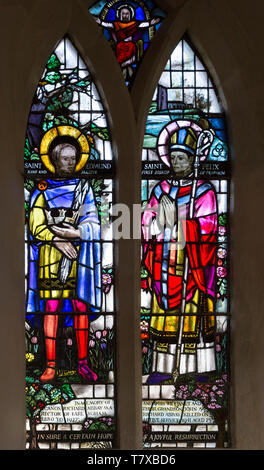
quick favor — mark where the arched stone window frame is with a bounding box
[0,0,263,450]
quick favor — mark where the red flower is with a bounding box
[141,332,149,340]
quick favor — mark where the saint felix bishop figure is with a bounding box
[142,120,218,383]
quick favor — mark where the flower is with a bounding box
[217,248,227,259]
[26,353,34,363]
[67,338,73,347]
[218,226,226,236]
[217,266,227,278]
[175,385,190,400]
[102,273,112,293]
[141,279,148,290]
[102,330,108,337]
[208,403,221,409]
[102,273,112,285]
[141,333,149,340]
[95,331,102,340]
[31,336,38,344]
[84,420,93,429]
[140,320,149,340]
[140,320,149,332]
[89,339,95,348]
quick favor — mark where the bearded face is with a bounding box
[120,7,132,22]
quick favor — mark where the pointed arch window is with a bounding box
[89,0,166,87]
[25,36,116,450]
[141,36,231,449]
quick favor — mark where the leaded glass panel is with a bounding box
[141,36,231,449]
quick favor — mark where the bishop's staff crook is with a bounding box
[173,129,214,382]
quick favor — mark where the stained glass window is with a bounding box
[25,37,116,449]
[89,0,166,87]
[141,36,230,448]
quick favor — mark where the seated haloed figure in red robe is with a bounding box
[141,121,218,383]
[96,5,160,76]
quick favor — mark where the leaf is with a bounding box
[54,116,69,126]
[50,387,62,404]
[140,307,151,315]
[31,153,40,161]
[44,71,61,84]
[24,138,31,158]
[42,383,53,393]
[89,421,109,431]
[47,89,73,113]
[46,53,61,71]
[149,102,157,114]
[24,179,35,192]
[91,123,110,141]
[141,267,149,279]
[217,279,227,296]
[24,138,40,162]
[189,382,197,394]
[219,213,227,226]
[26,395,36,416]
[26,375,35,384]
[34,390,50,405]
[42,120,53,132]
[28,385,37,397]
[61,383,75,399]
[76,78,91,88]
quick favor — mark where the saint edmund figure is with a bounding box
[142,120,218,384]
[96,3,160,79]
[26,127,101,383]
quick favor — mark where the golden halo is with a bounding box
[39,125,90,173]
